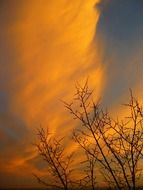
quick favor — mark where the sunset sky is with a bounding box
[1,0,143,188]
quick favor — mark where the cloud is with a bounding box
[0,0,104,187]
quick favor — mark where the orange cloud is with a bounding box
[1,0,104,178]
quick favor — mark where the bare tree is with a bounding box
[64,81,143,190]
[33,81,143,190]
[79,151,97,190]
[34,127,74,190]
[103,90,143,190]
[64,80,117,189]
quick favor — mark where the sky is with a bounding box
[0,0,143,188]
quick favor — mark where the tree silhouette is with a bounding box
[34,81,143,190]
[34,127,74,190]
[65,82,143,189]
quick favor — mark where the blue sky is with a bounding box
[97,0,143,107]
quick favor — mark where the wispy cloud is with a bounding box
[0,0,104,187]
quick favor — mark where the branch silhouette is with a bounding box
[34,82,143,190]
[65,82,143,189]
[34,127,74,190]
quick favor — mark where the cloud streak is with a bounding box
[0,0,104,187]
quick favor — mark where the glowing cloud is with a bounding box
[0,0,104,186]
